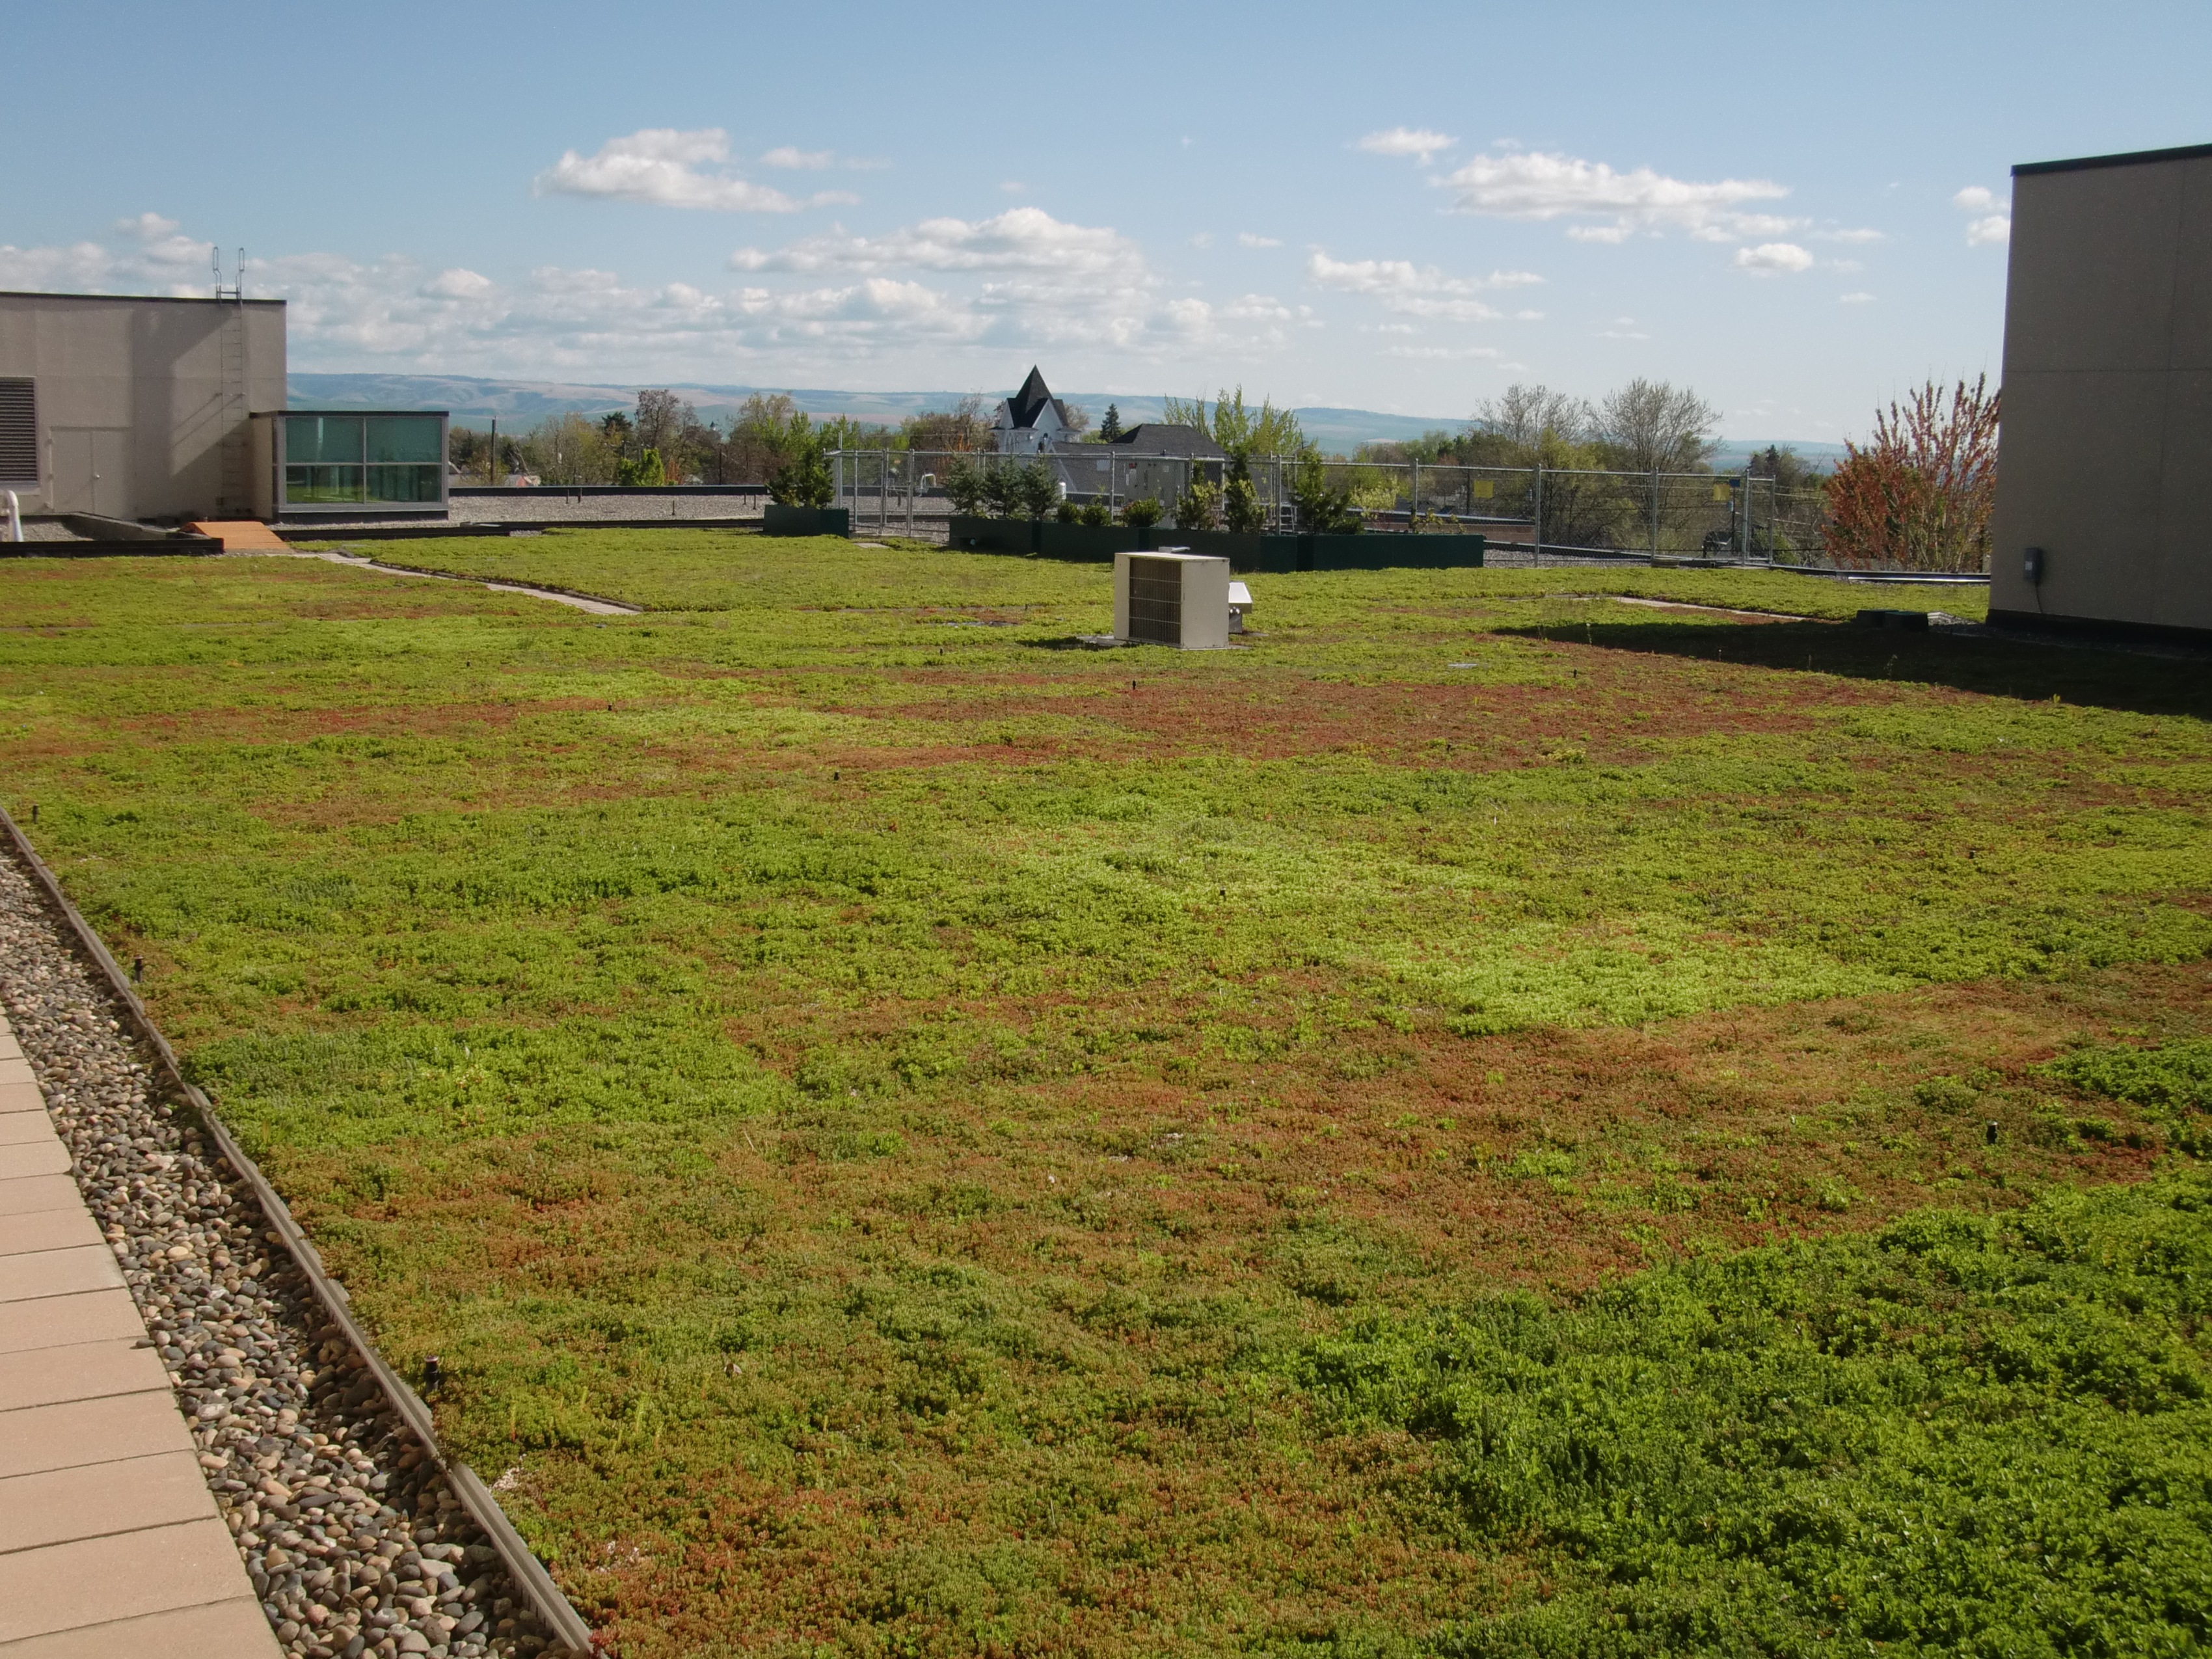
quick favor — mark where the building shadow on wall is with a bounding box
[1494,617,2212,722]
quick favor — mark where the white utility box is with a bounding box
[1113,549,1233,649]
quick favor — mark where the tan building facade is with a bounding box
[0,291,286,523]
[1988,141,2212,639]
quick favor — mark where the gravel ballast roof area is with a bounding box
[0,846,589,1659]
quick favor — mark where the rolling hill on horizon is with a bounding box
[285,373,1847,464]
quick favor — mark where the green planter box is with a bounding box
[948,517,1159,559]
[943,517,1482,573]
[762,506,850,537]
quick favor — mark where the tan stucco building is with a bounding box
[0,291,286,522]
[1988,141,2212,640]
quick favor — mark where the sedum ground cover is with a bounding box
[1,532,2208,1657]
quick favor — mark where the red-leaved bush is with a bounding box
[1822,376,2000,571]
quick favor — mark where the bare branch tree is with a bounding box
[1472,384,1596,448]
[1597,379,1720,474]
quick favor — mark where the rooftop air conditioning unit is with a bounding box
[1113,549,1232,649]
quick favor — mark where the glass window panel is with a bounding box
[284,417,363,466]
[366,464,442,503]
[365,416,442,465]
[284,465,365,504]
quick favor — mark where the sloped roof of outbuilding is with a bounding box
[1109,423,1226,459]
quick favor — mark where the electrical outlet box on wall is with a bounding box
[1113,549,1232,649]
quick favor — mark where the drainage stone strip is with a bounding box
[0,846,589,1659]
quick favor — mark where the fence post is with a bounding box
[1651,468,1660,556]
[1410,459,1419,529]
[1532,461,1543,563]
[1740,467,1752,558]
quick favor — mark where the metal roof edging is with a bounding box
[0,803,600,1658]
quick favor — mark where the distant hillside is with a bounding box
[284,374,1839,460]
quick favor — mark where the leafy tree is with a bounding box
[1098,403,1124,443]
[1222,453,1265,533]
[902,396,989,455]
[633,389,699,481]
[1749,444,1828,493]
[1824,376,2000,572]
[1596,378,1720,474]
[522,412,616,485]
[1288,452,1360,533]
[1119,496,1162,529]
[1164,386,1306,458]
[616,447,668,488]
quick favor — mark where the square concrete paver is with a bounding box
[0,1245,121,1304]
[0,1207,100,1256]
[0,1140,70,1181]
[0,1388,193,1479]
[0,1016,280,1657]
[0,1288,143,1356]
[0,1517,274,1645]
[0,1450,214,1554]
[0,1596,280,1658]
[0,1338,172,1412]
[0,1174,80,1217]
[0,1114,58,1146]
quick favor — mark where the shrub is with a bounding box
[1120,496,1162,529]
[1175,470,1221,531]
[1823,375,1999,571]
[1016,458,1060,520]
[941,457,989,516]
[1222,453,1265,533]
[764,443,829,508]
[1077,502,1112,528]
[979,462,1020,519]
[1055,502,1080,524]
[616,446,668,489]
[1288,452,1360,533]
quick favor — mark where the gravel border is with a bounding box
[0,846,588,1659]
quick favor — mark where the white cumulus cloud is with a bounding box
[534,129,853,212]
[1238,232,1282,248]
[1438,150,1797,241]
[1307,252,1542,321]
[1839,291,1876,304]
[1954,185,2010,247]
[1733,242,1814,276]
[1355,127,1458,164]
[761,147,833,169]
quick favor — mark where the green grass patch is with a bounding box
[1296,1170,2212,1656]
[0,539,2205,1656]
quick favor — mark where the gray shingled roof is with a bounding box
[1109,423,1226,459]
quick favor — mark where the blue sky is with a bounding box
[5,1,2207,439]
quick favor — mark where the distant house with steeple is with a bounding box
[990,366,1078,453]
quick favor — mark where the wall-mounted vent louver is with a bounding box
[0,380,36,484]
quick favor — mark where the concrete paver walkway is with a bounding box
[0,1008,280,1656]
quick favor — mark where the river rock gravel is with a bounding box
[0,845,588,1659]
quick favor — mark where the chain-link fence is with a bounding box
[829,449,1877,570]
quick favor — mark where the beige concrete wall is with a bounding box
[0,293,286,521]
[1989,149,2212,632]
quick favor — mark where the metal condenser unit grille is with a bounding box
[0,380,36,483]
